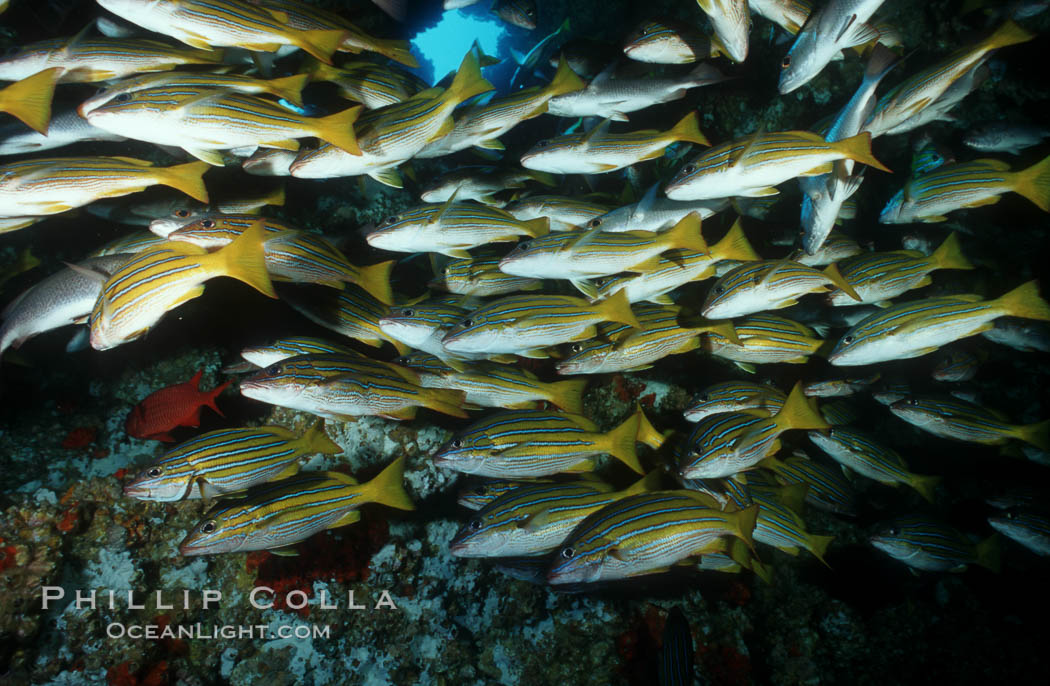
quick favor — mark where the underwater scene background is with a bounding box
[1,0,1049,684]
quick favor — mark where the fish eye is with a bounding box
[535,139,550,148]
[751,274,761,284]
[827,428,836,437]
[200,520,217,534]
[175,209,190,218]
[843,335,854,343]
[698,394,709,402]
[401,308,414,317]
[887,526,899,536]
[715,285,725,295]
[682,164,696,175]
[201,219,215,229]
[906,398,919,406]
[384,215,398,224]
[781,56,791,68]
[451,439,462,449]
[519,241,531,251]
[468,518,482,531]
[570,343,583,353]
[1006,511,1016,520]
[147,467,162,477]
[561,547,576,559]
[461,319,474,328]
[115,93,131,103]
[526,7,536,16]
[588,218,602,228]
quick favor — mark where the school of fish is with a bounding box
[1,0,1049,588]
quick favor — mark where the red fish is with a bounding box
[125,370,231,442]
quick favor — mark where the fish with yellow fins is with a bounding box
[178,457,414,556]
[0,157,211,232]
[290,50,493,179]
[666,129,891,200]
[0,68,59,135]
[84,87,362,165]
[88,221,277,350]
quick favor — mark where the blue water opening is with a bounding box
[410,9,510,86]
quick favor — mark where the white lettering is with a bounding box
[41,586,64,610]
[285,590,308,610]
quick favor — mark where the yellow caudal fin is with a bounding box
[982,19,1035,53]
[823,263,861,302]
[910,473,942,503]
[621,469,663,496]
[547,378,588,414]
[356,259,395,305]
[266,73,310,108]
[1015,419,1050,451]
[807,534,835,566]
[159,160,211,203]
[546,54,586,97]
[711,218,759,262]
[703,321,740,346]
[0,67,59,135]
[372,37,419,68]
[835,132,892,173]
[634,404,667,450]
[994,280,1050,322]
[521,217,550,238]
[313,105,362,156]
[667,110,709,147]
[301,418,343,455]
[975,534,1001,573]
[774,382,832,432]
[603,412,644,473]
[730,504,759,552]
[212,220,277,298]
[422,388,469,418]
[445,51,494,107]
[362,456,416,511]
[929,232,974,271]
[292,28,347,65]
[1011,154,1050,212]
[595,289,642,329]
[661,211,709,254]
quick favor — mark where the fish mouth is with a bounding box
[122,483,149,499]
[178,541,206,557]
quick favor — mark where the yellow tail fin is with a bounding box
[603,412,644,473]
[362,456,416,511]
[910,473,942,503]
[266,73,310,108]
[548,379,588,414]
[355,259,395,305]
[711,218,759,262]
[1016,419,1050,451]
[301,418,343,455]
[661,211,709,254]
[994,280,1050,322]
[982,19,1035,52]
[445,51,494,107]
[159,160,211,203]
[595,289,642,329]
[975,534,1001,573]
[0,67,59,135]
[421,388,469,418]
[293,28,347,65]
[213,220,277,298]
[521,217,550,238]
[1011,154,1050,212]
[546,55,586,98]
[634,404,667,450]
[668,111,709,147]
[835,132,892,173]
[823,263,861,302]
[261,184,286,208]
[929,232,974,271]
[314,105,362,156]
[807,534,835,566]
[372,37,419,68]
[730,504,759,552]
[774,382,832,432]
